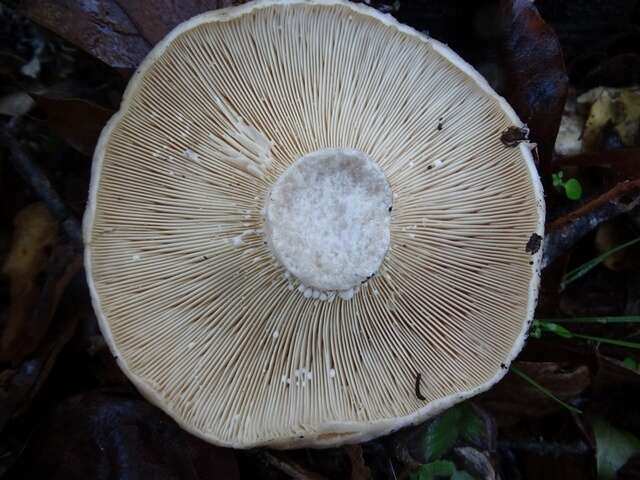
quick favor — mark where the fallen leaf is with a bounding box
[33,95,114,155]
[7,390,240,480]
[115,0,240,45]
[19,0,151,69]
[618,453,640,480]
[0,92,34,117]
[554,91,585,157]
[391,403,493,468]
[592,416,640,480]
[0,204,83,427]
[1,203,58,361]
[594,220,640,272]
[346,444,372,480]
[453,447,497,480]
[410,460,456,480]
[499,0,569,174]
[592,353,640,393]
[0,285,82,429]
[581,53,640,90]
[579,87,640,151]
[479,361,589,424]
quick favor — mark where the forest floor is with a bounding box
[1,1,640,479]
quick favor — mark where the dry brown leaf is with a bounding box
[1,203,57,360]
[346,444,373,480]
[0,203,82,363]
[479,361,590,425]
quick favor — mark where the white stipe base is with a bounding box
[264,149,392,298]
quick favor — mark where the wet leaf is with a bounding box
[422,404,486,462]
[1,203,58,361]
[33,95,114,155]
[346,444,373,480]
[479,362,589,424]
[411,460,456,480]
[19,0,151,69]
[453,447,497,480]
[579,87,640,151]
[618,453,640,480]
[7,390,240,480]
[451,471,474,480]
[18,0,250,70]
[592,416,640,480]
[499,0,568,174]
[0,92,34,117]
[592,354,640,393]
[116,1,240,45]
[0,283,82,429]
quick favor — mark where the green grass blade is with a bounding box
[572,334,640,350]
[561,236,640,290]
[536,316,640,324]
[510,365,582,415]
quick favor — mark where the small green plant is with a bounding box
[531,319,640,350]
[410,460,474,480]
[552,171,583,200]
[409,404,483,480]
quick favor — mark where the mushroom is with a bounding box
[84,0,544,448]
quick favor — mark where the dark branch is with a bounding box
[542,179,640,267]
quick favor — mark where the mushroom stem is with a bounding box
[264,148,392,300]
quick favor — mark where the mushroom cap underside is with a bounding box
[84,0,545,448]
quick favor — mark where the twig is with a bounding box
[0,124,82,246]
[542,179,640,267]
[547,179,640,231]
[261,452,329,480]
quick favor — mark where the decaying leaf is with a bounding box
[594,220,640,272]
[116,0,242,45]
[592,353,640,393]
[0,281,83,429]
[579,86,640,151]
[499,0,569,173]
[1,203,57,360]
[453,447,497,480]
[479,362,589,423]
[0,205,82,363]
[7,390,240,480]
[554,92,586,156]
[391,403,493,469]
[33,95,114,155]
[18,0,251,70]
[592,416,640,480]
[19,0,151,69]
[0,92,34,118]
[345,445,373,480]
